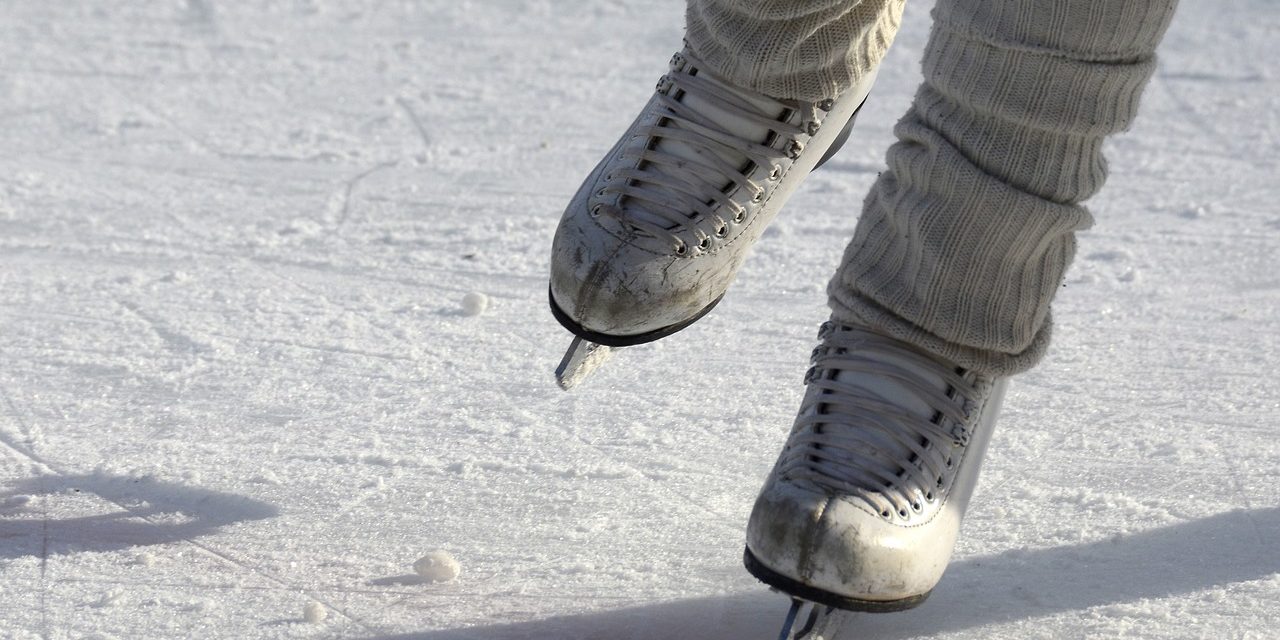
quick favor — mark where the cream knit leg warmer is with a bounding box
[684,0,906,101]
[829,0,1179,376]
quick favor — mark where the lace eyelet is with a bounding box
[590,204,602,218]
[697,237,710,250]
[818,98,835,112]
[732,209,746,224]
[751,189,764,204]
[714,225,727,237]
[596,188,607,197]
[880,509,892,519]
[911,501,922,512]
[897,509,909,518]
[768,165,782,181]
[925,491,935,502]
[673,243,687,256]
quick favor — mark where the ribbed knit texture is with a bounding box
[685,0,906,101]
[829,0,1179,376]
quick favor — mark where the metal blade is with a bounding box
[555,336,614,391]
[777,598,840,640]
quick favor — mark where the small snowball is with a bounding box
[461,292,489,317]
[303,601,328,623]
[413,550,461,583]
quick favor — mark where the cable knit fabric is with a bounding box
[830,0,1178,376]
[687,0,1179,376]
[685,0,905,101]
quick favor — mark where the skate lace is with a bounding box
[778,323,983,522]
[594,52,824,254]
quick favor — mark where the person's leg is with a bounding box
[685,0,905,101]
[747,0,1179,610]
[830,0,1179,376]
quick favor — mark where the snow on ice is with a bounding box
[303,601,328,624]
[461,291,490,316]
[0,0,1276,639]
[413,550,462,583]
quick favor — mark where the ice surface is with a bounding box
[0,0,1276,639]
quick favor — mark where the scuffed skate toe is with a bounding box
[549,210,730,345]
[744,479,949,611]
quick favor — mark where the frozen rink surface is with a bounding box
[1,1,1277,638]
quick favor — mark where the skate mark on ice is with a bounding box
[116,298,211,355]
[1161,71,1267,84]
[367,574,440,588]
[396,98,434,152]
[1209,425,1269,552]
[332,161,399,230]
[229,334,415,364]
[53,42,360,166]
[1153,71,1242,157]
[55,575,429,599]
[0,385,48,465]
[2,385,55,640]
[557,397,745,534]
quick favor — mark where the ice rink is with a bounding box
[1,1,1277,638]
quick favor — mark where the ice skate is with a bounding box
[746,321,1008,620]
[549,50,875,389]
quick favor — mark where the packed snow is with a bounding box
[0,0,1276,639]
[412,551,461,584]
[305,601,330,625]
[460,292,489,318]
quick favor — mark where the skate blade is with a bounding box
[555,336,614,391]
[777,597,839,640]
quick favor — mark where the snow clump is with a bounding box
[461,292,489,316]
[413,550,461,582]
[303,601,327,623]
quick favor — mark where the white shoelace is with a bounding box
[778,323,983,522]
[594,52,829,253]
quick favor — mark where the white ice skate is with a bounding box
[549,51,876,390]
[745,321,1008,633]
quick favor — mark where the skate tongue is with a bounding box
[624,70,788,232]
[833,348,949,422]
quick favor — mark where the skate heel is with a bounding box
[813,93,870,170]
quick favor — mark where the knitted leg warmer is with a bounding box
[684,0,905,101]
[829,0,1179,376]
